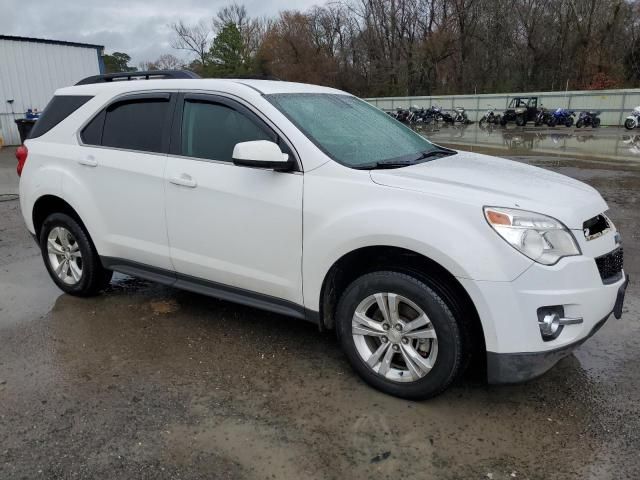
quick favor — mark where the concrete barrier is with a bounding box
[365,88,640,126]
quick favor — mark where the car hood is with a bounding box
[370,151,607,229]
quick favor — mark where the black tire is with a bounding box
[576,119,583,128]
[515,115,526,127]
[592,117,600,128]
[336,271,463,400]
[479,116,487,126]
[39,213,112,296]
[548,116,558,127]
[624,118,635,130]
[565,117,574,127]
[499,117,507,126]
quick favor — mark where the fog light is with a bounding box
[537,306,565,341]
[539,313,561,338]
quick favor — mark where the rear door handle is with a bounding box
[78,155,98,167]
[169,174,197,188]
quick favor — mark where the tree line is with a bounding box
[106,0,640,97]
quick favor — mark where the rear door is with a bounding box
[75,92,175,270]
[164,93,304,306]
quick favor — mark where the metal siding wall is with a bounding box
[365,89,640,126]
[0,39,101,145]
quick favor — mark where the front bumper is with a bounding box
[486,311,610,384]
[458,248,628,384]
[485,273,628,384]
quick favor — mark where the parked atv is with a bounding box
[548,108,575,127]
[576,111,601,128]
[500,97,539,126]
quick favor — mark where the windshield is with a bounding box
[266,93,441,168]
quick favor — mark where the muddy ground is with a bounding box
[0,145,639,479]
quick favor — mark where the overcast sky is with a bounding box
[0,0,321,67]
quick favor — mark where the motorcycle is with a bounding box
[624,106,640,130]
[576,111,601,128]
[479,106,501,125]
[425,105,445,122]
[392,107,411,123]
[548,108,575,127]
[452,106,469,124]
[411,107,433,125]
[534,107,553,127]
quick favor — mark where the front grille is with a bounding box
[595,248,624,284]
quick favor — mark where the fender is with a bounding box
[301,176,533,312]
[20,140,107,251]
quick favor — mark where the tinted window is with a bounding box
[29,95,93,139]
[102,98,170,153]
[181,100,273,162]
[81,110,104,145]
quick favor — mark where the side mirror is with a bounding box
[232,140,292,171]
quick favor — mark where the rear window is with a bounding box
[28,95,93,139]
[102,98,169,153]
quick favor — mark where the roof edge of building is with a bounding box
[0,35,104,51]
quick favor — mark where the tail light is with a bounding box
[16,145,28,177]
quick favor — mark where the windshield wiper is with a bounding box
[352,160,415,170]
[412,148,456,162]
[353,148,456,170]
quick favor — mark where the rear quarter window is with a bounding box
[28,95,93,139]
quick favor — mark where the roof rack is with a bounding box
[75,70,200,86]
[218,74,282,81]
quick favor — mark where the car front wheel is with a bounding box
[336,271,463,399]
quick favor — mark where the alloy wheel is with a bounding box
[47,226,83,285]
[352,292,438,383]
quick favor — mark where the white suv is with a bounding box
[17,72,628,398]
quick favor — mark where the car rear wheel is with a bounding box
[336,271,463,399]
[40,213,112,296]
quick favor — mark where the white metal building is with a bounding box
[0,35,104,146]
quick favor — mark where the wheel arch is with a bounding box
[318,245,486,364]
[32,195,89,241]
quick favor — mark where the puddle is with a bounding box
[417,123,640,165]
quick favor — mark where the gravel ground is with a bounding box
[0,147,638,479]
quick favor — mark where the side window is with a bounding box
[81,110,104,145]
[100,97,170,153]
[181,100,274,162]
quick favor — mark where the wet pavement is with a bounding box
[420,123,640,165]
[1,146,639,479]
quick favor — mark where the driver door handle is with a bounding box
[169,174,197,188]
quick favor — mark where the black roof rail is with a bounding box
[218,74,282,81]
[75,70,200,86]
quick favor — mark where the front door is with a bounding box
[164,94,304,306]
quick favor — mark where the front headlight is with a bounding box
[484,207,581,265]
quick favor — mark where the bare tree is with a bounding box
[170,20,212,66]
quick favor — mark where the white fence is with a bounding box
[365,88,640,126]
